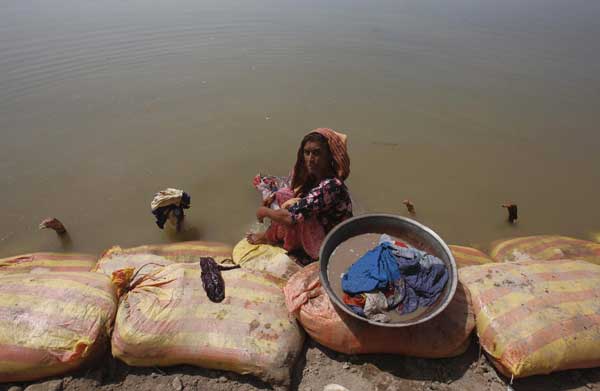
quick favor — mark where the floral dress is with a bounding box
[264,177,353,260]
[288,178,353,232]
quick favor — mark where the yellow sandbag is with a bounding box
[0,252,96,275]
[0,272,117,382]
[95,242,236,295]
[101,241,234,263]
[449,245,495,268]
[460,259,600,378]
[94,246,174,282]
[490,235,600,265]
[232,239,302,280]
[111,263,304,385]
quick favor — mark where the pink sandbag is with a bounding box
[284,263,475,357]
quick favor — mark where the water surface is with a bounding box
[1,0,599,257]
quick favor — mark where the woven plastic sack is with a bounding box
[111,263,304,385]
[95,246,174,282]
[102,241,234,263]
[490,235,600,265]
[460,259,600,378]
[0,272,117,382]
[283,263,475,357]
[232,239,302,280]
[95,241,236,296]
[449,245,495,268]
[0,252,96,275]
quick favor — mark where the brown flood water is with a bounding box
[1,0,600,257]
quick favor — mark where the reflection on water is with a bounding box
[1,0,599,257]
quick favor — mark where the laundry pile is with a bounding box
[341,234,449,322]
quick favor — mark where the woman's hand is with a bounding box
[262,193,276,207]
[281,197,301,209]
[256,206,272,223]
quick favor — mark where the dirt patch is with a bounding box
[2,339,599,391]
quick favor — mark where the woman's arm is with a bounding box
[287,178,343,222]
[256,206,293,226]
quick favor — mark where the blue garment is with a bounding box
[347,305,366,317]
[395,249,449,314]
[341,242,401,295]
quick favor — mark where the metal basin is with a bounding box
[319,214,457,328]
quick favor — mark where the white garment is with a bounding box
[151,188,184,211]
[363,292,391,323]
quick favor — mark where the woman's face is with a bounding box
[303,140,331,178]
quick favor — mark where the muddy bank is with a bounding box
[2,339,600,391]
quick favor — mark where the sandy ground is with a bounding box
[2,338,600,391]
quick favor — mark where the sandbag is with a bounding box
[95,241,235,296]
[449,245,495,268]
[232,239,302,280]
[0,252,96,274]
[460,259,600,378]
[0,272,117,382]
[111,263,304,385]
[95,247,174,281]
[283,262,475,357]
[102,241,234,263]
[490,235,600,265]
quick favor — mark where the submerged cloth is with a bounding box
[341,242,401,295]
[343,278,405,321]
[394,248,449,314]
[291,128,351,186]
[364,292,391,323]
[151,189,190,229]
[341,240,448,316]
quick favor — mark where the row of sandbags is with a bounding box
[0,242,304,385]
[0,235,599,384]
[277,236,600,379]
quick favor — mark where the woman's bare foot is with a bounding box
[246,231,268,245]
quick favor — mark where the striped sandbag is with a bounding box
[490,235,600,265]
[101,241,233,264]
[449,245,495,268]
[0,272,117,382]
[0,252,97,275]
[460,259,600,378]
[94,246,174,282]
[111,263,304,385]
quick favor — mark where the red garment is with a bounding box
[264,188,325,260]
[342,292,366,307]
[395,241,408,248]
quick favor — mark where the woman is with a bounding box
[247,128,353,260]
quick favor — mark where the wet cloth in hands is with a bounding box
[341,242,401,295]
[394,247,448,314]
[252,174,291,209]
